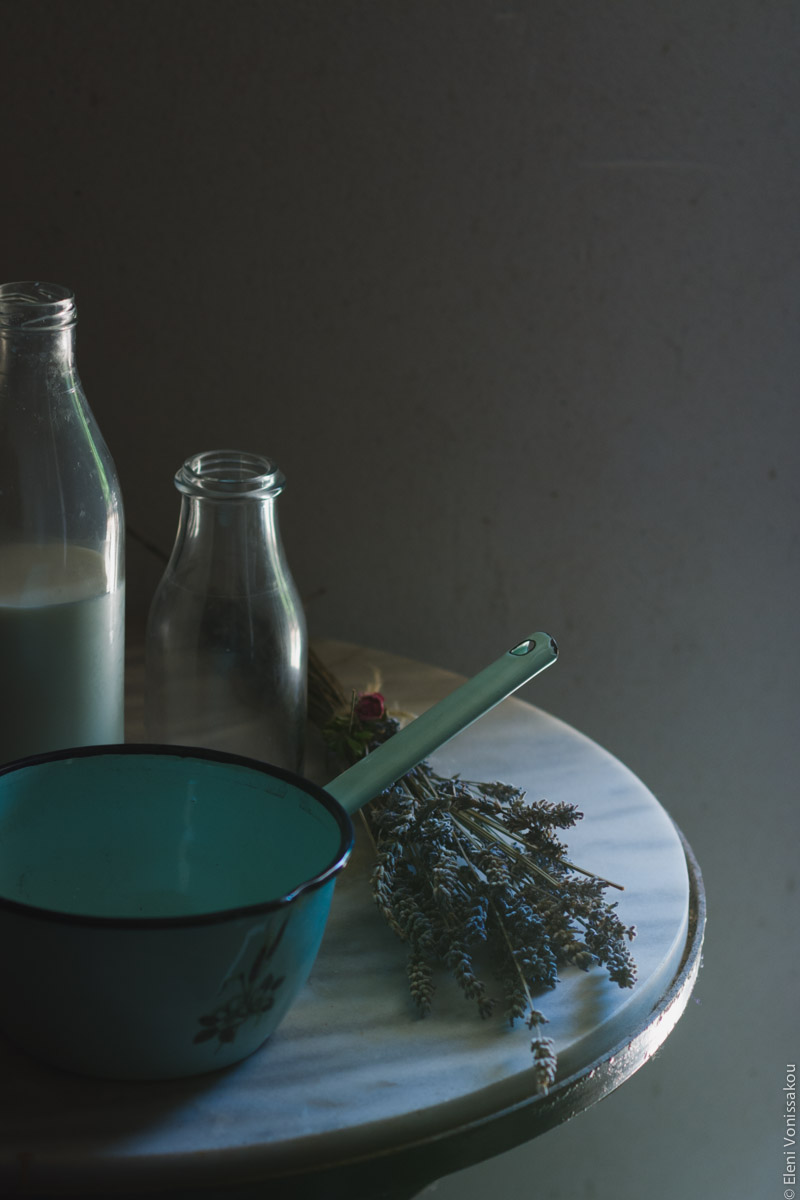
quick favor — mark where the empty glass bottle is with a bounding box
[145,450,307,770]
[0,281,125,765]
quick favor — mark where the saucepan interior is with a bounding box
[0,745,351,919]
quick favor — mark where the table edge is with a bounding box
[244,822,706,1197]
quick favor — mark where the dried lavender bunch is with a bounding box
[309,649,637,1094]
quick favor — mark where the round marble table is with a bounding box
[0,641,705,1199]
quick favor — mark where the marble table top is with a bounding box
[0,640,700,1198]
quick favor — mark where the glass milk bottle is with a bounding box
[0,282,125,765]
[145,450,307,771]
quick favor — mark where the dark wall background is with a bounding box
[1,3,797,1196]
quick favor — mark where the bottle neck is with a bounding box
[171,494,287,596]
[0,327,76,371]
[165,452,290,597]
[0,283,122,584]
[0,282,79,388]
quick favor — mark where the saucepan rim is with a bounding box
[0,743,355,931]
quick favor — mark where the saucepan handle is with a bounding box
[324,633,558,816]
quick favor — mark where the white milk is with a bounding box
[0,543,124,764]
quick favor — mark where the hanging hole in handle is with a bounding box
[509,638,537,656]
[508,636,559,657]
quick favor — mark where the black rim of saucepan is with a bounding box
[0,743,355,930]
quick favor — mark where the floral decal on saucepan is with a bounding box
[193,916,289,1047]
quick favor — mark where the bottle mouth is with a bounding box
[0,282,77,332]
[174,450,286,499]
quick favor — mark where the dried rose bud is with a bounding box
[355,692,385,722]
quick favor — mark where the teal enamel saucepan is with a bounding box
[0,634,557,1079]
